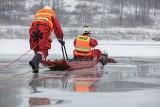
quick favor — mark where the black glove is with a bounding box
[58,39,65,45]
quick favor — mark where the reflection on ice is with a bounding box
[29,73,42,93]
[28,62,160,94]
[73,67,103,92]
[1,55,160,107]
[29,97,51,106]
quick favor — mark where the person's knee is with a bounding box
[37,50,48,58]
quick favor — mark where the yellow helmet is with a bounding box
[43,6,52,10]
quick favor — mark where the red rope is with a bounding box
[0,49,32,71]
[0,37,45,71]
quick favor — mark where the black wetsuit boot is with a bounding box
[29,53,42,73]
[99,54,107,66]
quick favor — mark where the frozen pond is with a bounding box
[0,54,160,107]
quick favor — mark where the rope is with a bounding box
[0,21,53,71]
[0,49,32,71]
[0,36,46,72]
[0,59,103,90]
[0,70,32,80]
[0,73,63,90]
[0,64,51,81]
[0,73,44,90]
[0,66,72,89]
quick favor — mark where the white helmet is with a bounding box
[83,26,92,34]
[43,6,52,10]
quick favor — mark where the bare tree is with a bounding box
[119,0,124,26]
[0,0,26,24]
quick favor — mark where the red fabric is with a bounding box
[29,14,63,58]
[29,21,52,58]
[52,17,63,40]
[108,58,117,63]
[89,38,98,47]
[92,49,102,59]
[74,39,76,46]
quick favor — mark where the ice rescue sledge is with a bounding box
[40,55,116,71]
[41,58,99,71]
[40,43,116,71]
[40,43,99,71]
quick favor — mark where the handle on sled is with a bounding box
[61,44,68,61]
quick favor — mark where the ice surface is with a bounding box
[0,39,160,57]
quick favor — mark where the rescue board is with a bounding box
[40,59,99,71]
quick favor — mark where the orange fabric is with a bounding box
[37,9,55,17]
[34,9,55,30]
[74,81,97,92]
[74,35,92,57]
[74,85,90,92]
[73,50,92,57]
[74,81,92,92]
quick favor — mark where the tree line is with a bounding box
[0,0,160,27]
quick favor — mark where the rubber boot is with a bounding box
[29,53,42,73]
[99,55,107,66]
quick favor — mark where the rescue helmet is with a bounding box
[83,26,92,34]
[43,5,55,16]
[43,6,52,10]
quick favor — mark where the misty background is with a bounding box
[0,0,160,41]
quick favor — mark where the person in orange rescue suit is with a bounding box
[73,26,107,66]
[29,6,65,73]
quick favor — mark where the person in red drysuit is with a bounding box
[29,6,65,73]
[73,26,106,65]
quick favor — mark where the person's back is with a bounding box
[74,34,92,60]
[73,26,108,66]
[73,26,98,60]
[29,6,65,73]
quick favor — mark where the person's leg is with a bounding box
[29,22,51,73]
[92,49,102,59]
[73,50,77,60]
[99,55,107,66]
[29,53,42,73]
[29,49,48,73]
[92,49,107,66]
[29,26,42,73]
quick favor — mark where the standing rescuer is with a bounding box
[29,6,65,73]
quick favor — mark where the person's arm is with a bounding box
[52,17,64,44]
[89,38,98,47]
[74,39,76,46]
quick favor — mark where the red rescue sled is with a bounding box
[40,45,116,71]
[40,59,99,71]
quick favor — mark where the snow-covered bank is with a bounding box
[0,39,160,57]
[0,26,160,41]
